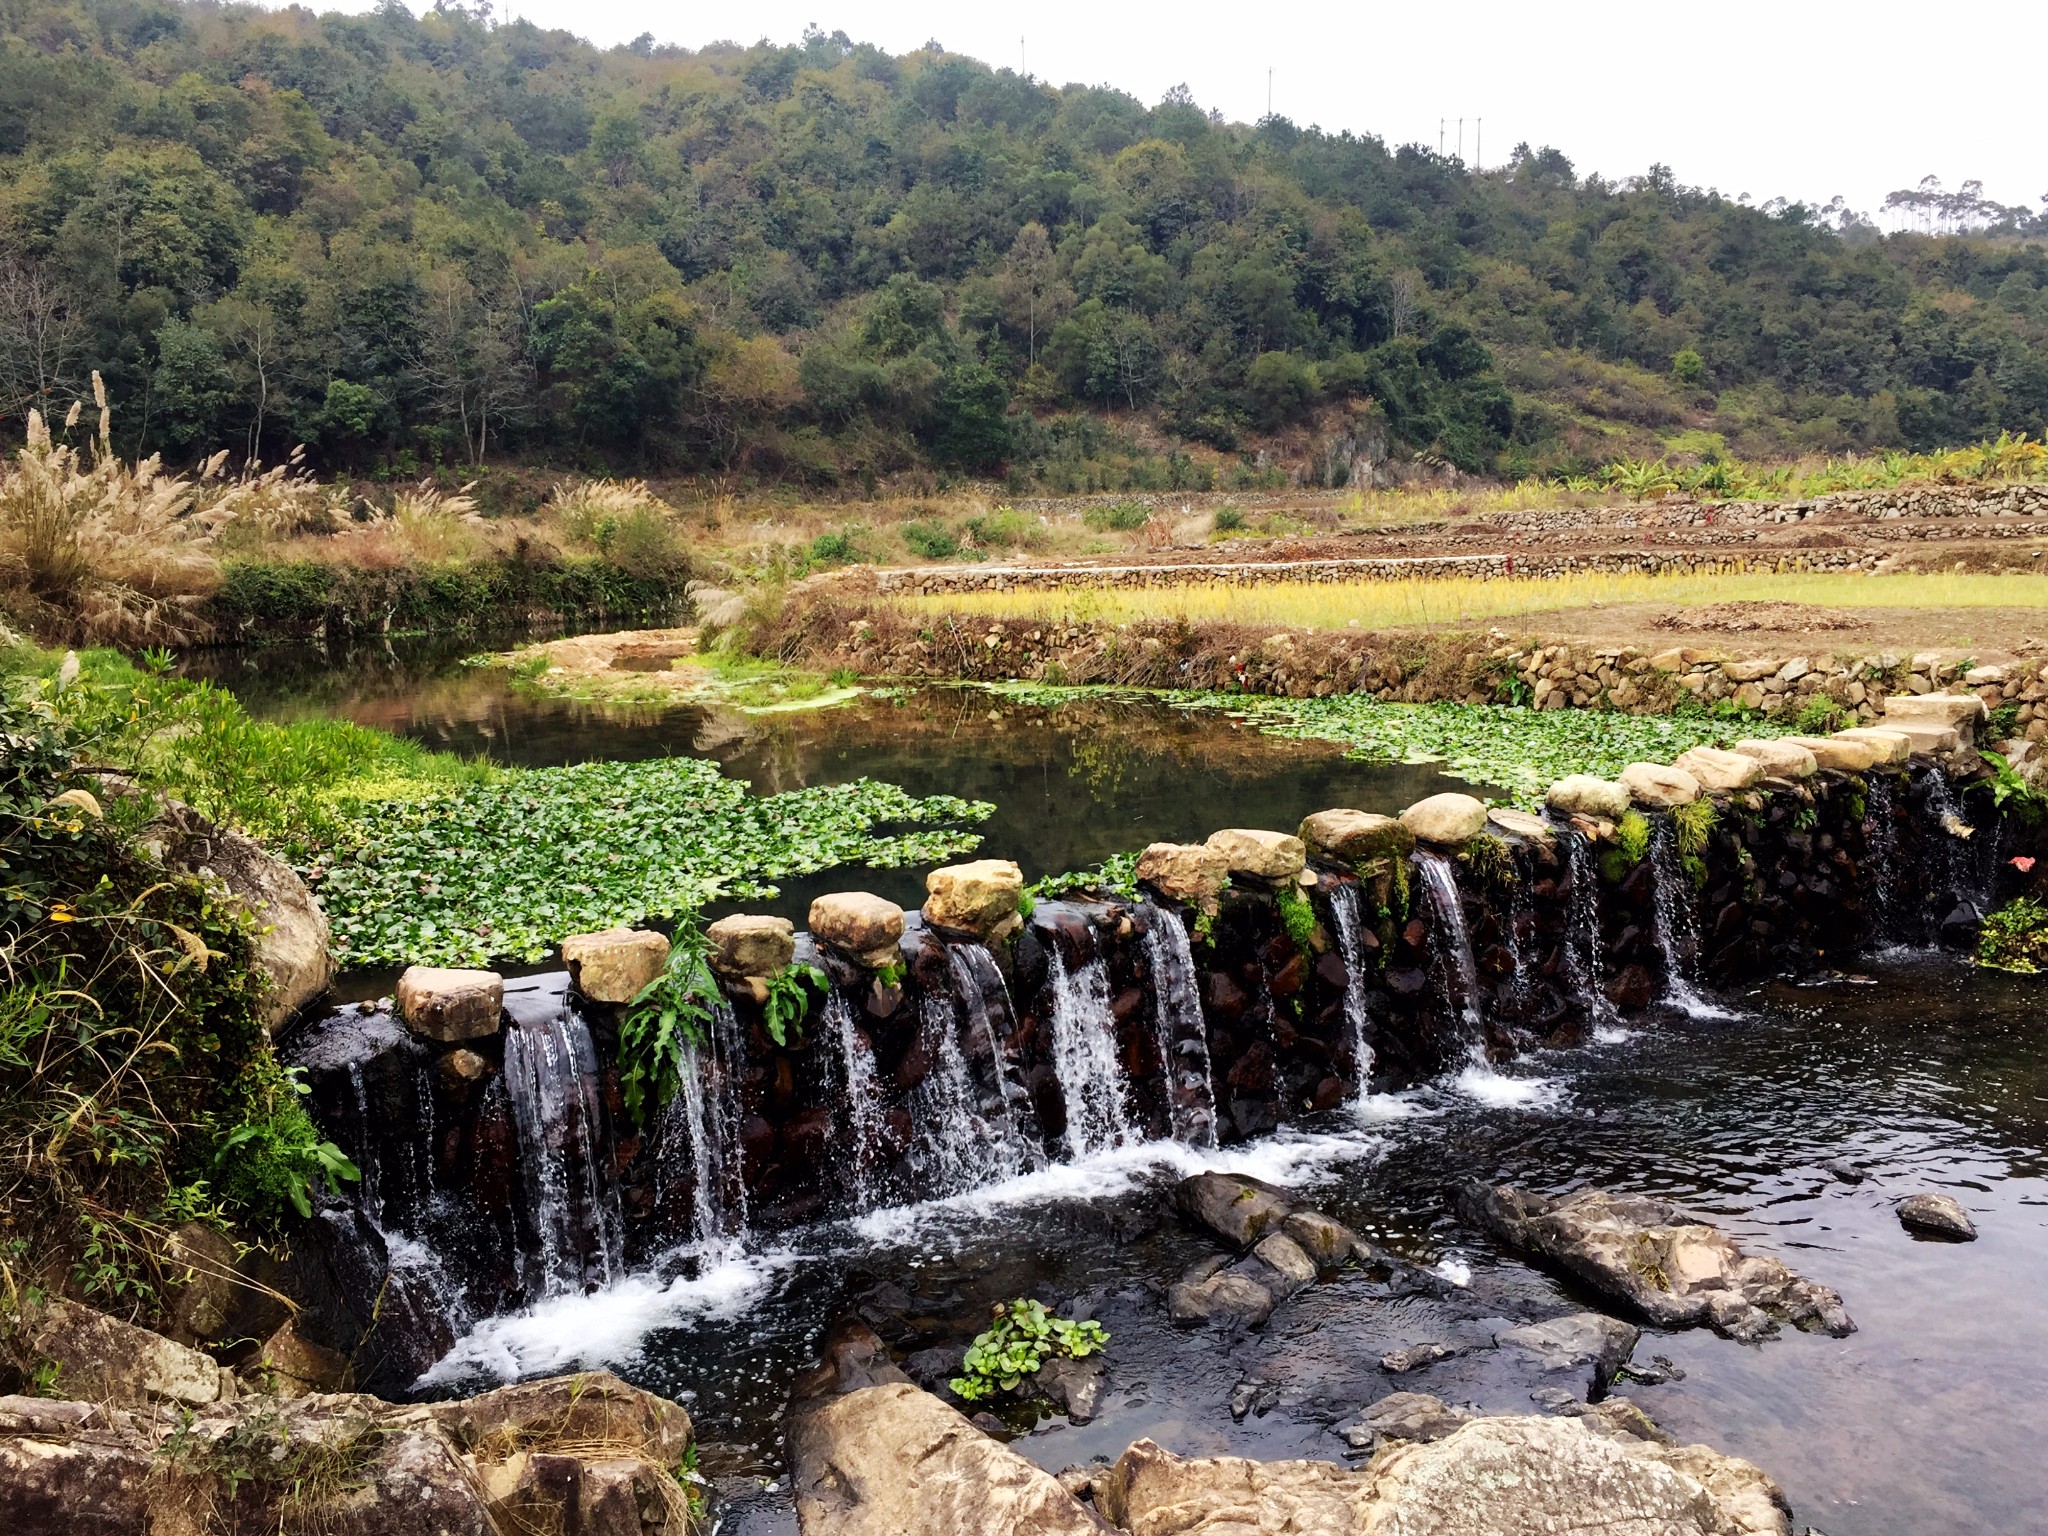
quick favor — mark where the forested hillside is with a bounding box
[5,0,2048,490]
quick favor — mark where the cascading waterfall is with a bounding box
[503,1009,626,1297]
[1559,829,1621,1033]
[906,984,1033,1197]
[1413,850,1485,1042]
[1141,904,1218,1146]
[1327,883,1379,1099]
[654,1000,749,1257]
[823,989,887,1207]
[1863,775,1902,939]
[343,1064,472,1339]
[1646,819,1733,1020]
[1923,768,1975,911]
[1047,948,1134,1157]
[946,943,1043,1161]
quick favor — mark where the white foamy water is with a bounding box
[848,1127,1378,1249]
[1591,1023,1638,1046]
[417,1250,788,1387]
[1452,1056,1564,1109]
[1433,1257,1474,1287]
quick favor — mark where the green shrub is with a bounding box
[1791,697,1849,735]
[1082,502,1150,533]
[900,520,960,559]
[1212,506,1244,532]
[808,529,865,566]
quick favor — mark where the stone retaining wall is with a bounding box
[873,549,1883,595]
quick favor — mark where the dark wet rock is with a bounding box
[902,1344,967,1393]
[1034,1356,1105,1423]
[1898,1192,1978,1240]
[1823,1158,1867,1184]
[1174,1171,1295,1248]
[1460,1182,1856,1340]
[1166,1256,1277,1329]
[1604,963,1655,1010]
[1560,1395,1675,1446]
[1379,1342,1454,1375]
[1099,1417,1791,1536]
[1227,1379,1281,1421]
[1494,1312,1641,1397]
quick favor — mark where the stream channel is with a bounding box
[205,640,2048,1535]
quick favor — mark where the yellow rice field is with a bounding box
[889,570,2048,631]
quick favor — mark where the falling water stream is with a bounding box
[1647,818,1737,1021]
[656,1001,750,1256]
[1047,949,1135,1157]
[1327,883,1378,1099]
[823,990,887,1208]
[502,1009,626,1296]
[1142,905,1219,1146]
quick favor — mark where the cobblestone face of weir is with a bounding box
[284,759,2037,1386]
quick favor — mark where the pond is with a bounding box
[204,640,2048,1536]
[193,638,1496,933]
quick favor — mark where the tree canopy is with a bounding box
[5,0,2047,483]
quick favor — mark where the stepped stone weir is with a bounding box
[282,704,2036,1390]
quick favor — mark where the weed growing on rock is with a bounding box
[1456,832,1518,891]
[619,926,719,1124]
[762,962,829,1048]
[1978,897,2048,972]
[949,1299,1108,1403]
[1275,885,1318,949]
[1027,851,1139,902]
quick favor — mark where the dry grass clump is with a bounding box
[199,446,348,550]
[551,478,690,577]
[0,377,221,642]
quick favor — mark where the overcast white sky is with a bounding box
[352,1,2045,220]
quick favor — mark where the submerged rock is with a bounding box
[1897,1192,1978,1240]
[1174,1171,1298,1248]
[1460,1183,1855,1340]
[1098,1415,1790,1536]
[1495,1312,1641,1397]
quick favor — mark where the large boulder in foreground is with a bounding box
[14,1297,222,1406]
[1460,1183,1854,1341]
[1399,793,1490,846]
[1299,809,1414,869]
[789,1318,1101,1536]
[0,1362,693,1536]
[561,926,671,1003]
[1098,1416,1791,1535]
